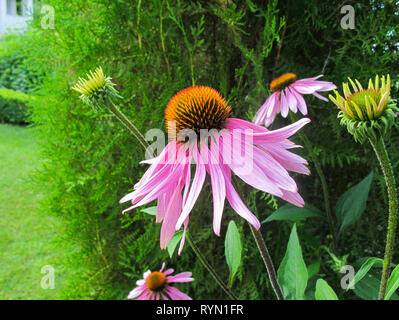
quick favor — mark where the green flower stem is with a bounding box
[186,234,238,300]
[249,224,285,300]
[369,137,398,300]
[106,100,149,151]
[104,101,236,299]
[289,113,336,246]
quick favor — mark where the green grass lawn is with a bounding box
[0,124,76,299]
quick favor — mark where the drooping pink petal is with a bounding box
[177,217,189,256]
[137,289,152,300]
[285,87,298,113]
[160,262,166,272]
[167,272,194,283]
[225,180,261,229]
[164,268,174,276]
[252,145,298,192]
[221,130,284,197]
[280,89,289,117]
[128,286,146,299]
[175,143,206,230]
[165,286,192,300]
[280,189,305,207]
[202,140,226,236]
[261,143,310,175]
[124,161,185,212]
[160,293,169,300]
[160,181,184,249]
[291,82,323,94]
[219,164,260,229]
[253,92,280,126]
[252,118,311,142]
[312,91,329,101]
[156,190,169,223]
[290,88,308,115]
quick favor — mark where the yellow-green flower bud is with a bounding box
[71,67,122,110]
[329,75,397,143]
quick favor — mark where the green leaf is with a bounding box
[307,259,321,280]
[262,203,324,223]
[336,171,374,232]
[167,231,183,259]
[354,271,399,300]
[315,279,339,300]
[348,257,383,290]
[277,224,308,300]
[224,221,242,284]
[385,264,399,300]
[141,206,157,216]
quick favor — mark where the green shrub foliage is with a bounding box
[12,0,399,299]
[0,88,31,124]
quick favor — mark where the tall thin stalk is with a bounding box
[249,224,285,300]
[369,137,398,300]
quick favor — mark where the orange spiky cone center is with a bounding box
[270,73,297,93]
[165,86,232,140]
[145,271,167,291]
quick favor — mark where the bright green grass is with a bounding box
[0,124,74,299]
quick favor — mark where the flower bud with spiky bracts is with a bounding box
[329,75,398,143]
[71,67,122,110]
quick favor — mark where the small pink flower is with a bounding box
[128,262,194,300]
[120,86,310,253]
[254,73,337,127]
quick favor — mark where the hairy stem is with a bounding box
[106,100,149,151]
[369,137,398,300]
[186,234,238,300]
[249,224,284,300]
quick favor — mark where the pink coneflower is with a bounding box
[120,86,310,253]
[128,262,194,300]
[254,73,337,127]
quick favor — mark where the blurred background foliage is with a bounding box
[1,0,398,299]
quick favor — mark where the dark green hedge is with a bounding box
[0,88,31,124]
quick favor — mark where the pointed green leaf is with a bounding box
[307,259,321,280]
[385,264,399,300]
[141,206,157,216]
[277,224,308,299]
[167,231,183,259]
[225,221,242,284]
[336,172,374,232]
[263,203,324,223]
[354,272,399,300]
[315,279,339,300]
[347,257,383,290]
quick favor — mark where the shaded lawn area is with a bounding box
[0,124,73,299]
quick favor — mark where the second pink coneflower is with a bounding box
[254,73,337,127]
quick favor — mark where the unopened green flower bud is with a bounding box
[71,67,122,110]
[329,75,397,143]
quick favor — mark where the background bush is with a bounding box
[0,88,31,124]
[7,0,398,299]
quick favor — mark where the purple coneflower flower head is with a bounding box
[120,86,310,253]
[128,262,194,300]
[254,73,337,127]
